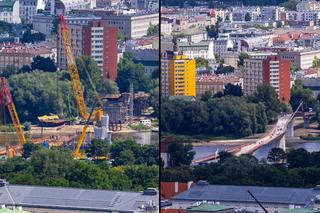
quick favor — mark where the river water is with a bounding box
[192,142,320,161]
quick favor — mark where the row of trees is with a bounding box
[161,147,320,188]
[5,139,159,191]
[4,52,160,122]
[161,84,283,137]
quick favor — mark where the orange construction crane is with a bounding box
[58,15,104,159]
[0,77,26,157]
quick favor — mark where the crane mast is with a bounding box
[0,77,26,145]
[59,15,89,120]
[59,14,105,158]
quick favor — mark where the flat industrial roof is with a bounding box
[173,183,319,206]
[0,183,158,212]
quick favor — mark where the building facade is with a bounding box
[168,54,196,97]
[20,0,38,23]
[178,41,214,60]
[0,0,20,24]
[279,48,320,70]
[0,43,55,71]
[161,52,196,97]
[58,19,118,80]
[105,12,159,39]
[244,55,290,102]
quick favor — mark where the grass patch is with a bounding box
[129,124,150,131]
[300,134,320,141]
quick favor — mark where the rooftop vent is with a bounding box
[197,180,209,186]
[0,179,7,187]
[143,188,157,195]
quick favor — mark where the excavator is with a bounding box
[59,14,108,159]
[0,77,26,157]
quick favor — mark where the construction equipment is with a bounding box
[0,77,26,157]
[58,14,106,159]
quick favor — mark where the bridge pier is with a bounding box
[286,117,294,137]
[279,135,286,151]
[304,115,310,128]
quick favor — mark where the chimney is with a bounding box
[175,181,179,193]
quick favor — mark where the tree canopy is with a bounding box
[116,53,151,93]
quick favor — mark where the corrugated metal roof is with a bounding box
[0,184,158,212]
[173,184,319,205]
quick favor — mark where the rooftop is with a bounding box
[0,43,54,55]
[0,182,158,212]
[197,74,240,84]
[187,203,234,212]
[173,183,319,206]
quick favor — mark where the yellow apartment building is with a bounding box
[168,54,196,96]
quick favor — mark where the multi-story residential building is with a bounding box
[0,43,55,71]
[168,54,196,97]
[297,0,320,12]
[0,0,20,23]
[260,6,285,21]
[33,14,54,37]
[286,11,320,23]
[161,56,169,97]
[161,52,196,97]
[196,74,242,97]
[244,55,290,102]
[20,0,38,23]
[58,18,118,80]
[279,48,320,69]
[214,38,232,58]
[104,12,159,39]
[231,7,261,22]
[178,40,214,60]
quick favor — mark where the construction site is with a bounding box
[0,14,158,160]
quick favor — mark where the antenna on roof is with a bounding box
[247,190,268,213]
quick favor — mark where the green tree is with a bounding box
[23,143,40,159]
[21,28,46,43]
[290,80,317,111]
[238,53,250,67]
[9,71,77,122]
[19,65,32,73]
[312,56,320,68]
[0,65,17,78]
[281,0,299,11]
[85,139,110,159]
[31,56,56,72]
[116,53,151,92]
[267,148,286,164]
[76,55,119,105]
[218,151,232,163]
[254,84,280,123]
[287,148,310,168]
[223,84,243,96]
[168,142,195,167]
[147,23,159,36]
[215,65,234,74]
[245,12,251,21]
